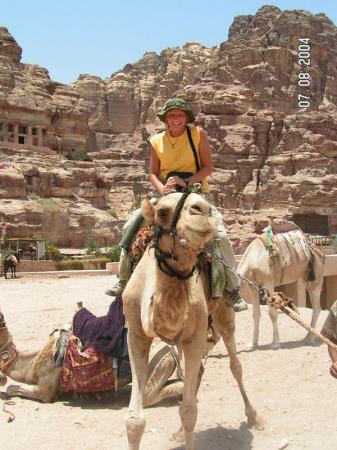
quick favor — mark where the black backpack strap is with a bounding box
[186,126,201,172]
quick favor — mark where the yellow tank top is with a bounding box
[149,125,209,192]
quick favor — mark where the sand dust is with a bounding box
[0,273,336,450]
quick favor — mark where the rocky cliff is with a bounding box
[0,5,337,250]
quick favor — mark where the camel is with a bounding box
[123,192,263,450]
[0,307,191,406]
[237,234,325,349]
[3,254,19,279]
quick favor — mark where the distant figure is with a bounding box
[321,300,337,379]
[3,253,19,279]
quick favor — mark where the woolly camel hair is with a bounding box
[123,192,264,450]
[0,308,186,406]
[237,237,324,349]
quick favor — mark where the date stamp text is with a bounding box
[297,38,311,108]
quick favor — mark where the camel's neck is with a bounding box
[0,331,39,384]
[151,268,192,342]
[159,244,199,277]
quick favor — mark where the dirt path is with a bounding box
[0,274,336,449]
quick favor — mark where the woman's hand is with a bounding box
[330,361,337,379]
[162,176,186,194]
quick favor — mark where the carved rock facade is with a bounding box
[0,5,337,249]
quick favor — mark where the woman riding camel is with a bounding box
[106,98,248,312]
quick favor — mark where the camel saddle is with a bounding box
[56,297,131,393]
[259,223,312,267]
[59,333,129,393]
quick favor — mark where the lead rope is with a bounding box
[2,399,15,422]
[212,240,270,301]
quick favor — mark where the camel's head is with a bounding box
[0,311,8,338]
[0,309,12,386]
[141,192,216,250]
[0,309,9,344]
[0,310,5,328]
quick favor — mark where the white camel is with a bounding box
[123,192,263,450]
[238,235,325,349]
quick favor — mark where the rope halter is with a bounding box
[151,186,208,280]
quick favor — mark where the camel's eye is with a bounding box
[157,208,168,218]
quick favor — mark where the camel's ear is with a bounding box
[141,197,155,223]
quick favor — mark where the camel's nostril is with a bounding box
[189,202,210,215]
[191,206,202,214]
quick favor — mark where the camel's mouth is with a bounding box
[182,222,215,245]
[185,216,215,237]
[187,227,212,237]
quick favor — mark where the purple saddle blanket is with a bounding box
[72,296,125,356]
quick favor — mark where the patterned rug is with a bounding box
[60,333,116,393]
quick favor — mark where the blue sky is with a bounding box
[2,0,336,84]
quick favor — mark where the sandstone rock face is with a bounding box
[0,146,116,247]
[1,6,337,249]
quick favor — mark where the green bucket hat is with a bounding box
[157,98,195,123]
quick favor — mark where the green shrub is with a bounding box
[85,239,101,256]
[66,149,92,162]
[56,259,84,270]
[108,245,121,262]
[47,245,62,261]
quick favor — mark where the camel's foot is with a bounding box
[247,341,259,349]
[6,384,42,401]
[170,426,184,443]
[302,333,320,346]
[6,385,21,397]
[270,341,281,350]
[125,411,145,450]
[247,412,265,431]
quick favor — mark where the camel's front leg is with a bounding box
[262,282,280,349]
[125,331,152,450]
[6,383,42,401]
[267,303,282,349]
[303,286,322,345]
[178,337,205,450]
[213,302,264,431]
[249,286,261,348]
[143,349,183,407]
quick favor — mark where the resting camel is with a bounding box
[0,308,188,406]
[123,192,263,450]
[237,235,325,349]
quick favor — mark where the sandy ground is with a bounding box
[0,273,336,450]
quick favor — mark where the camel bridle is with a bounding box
[152,189,206,281]
[0,318,17,374]
[0,317,6,330]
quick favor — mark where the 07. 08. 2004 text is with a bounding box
[297,38,311,109]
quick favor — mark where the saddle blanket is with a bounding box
[60,333,117,393]
[269,229,311,267]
